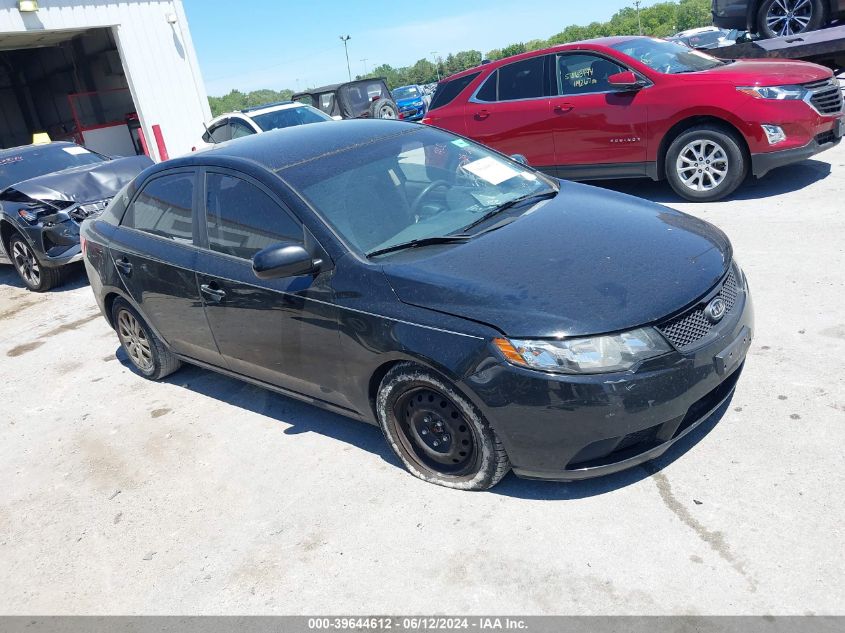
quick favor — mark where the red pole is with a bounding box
[152,124,169,161]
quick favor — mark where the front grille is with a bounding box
[804,79,844,115]
[657,268,739,350]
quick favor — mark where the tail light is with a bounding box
[421,116,433,125]
[80,235,87,256]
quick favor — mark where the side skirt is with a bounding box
[174,353,371,424]
[538,162,660,182]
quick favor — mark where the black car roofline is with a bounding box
[272,126,421,174]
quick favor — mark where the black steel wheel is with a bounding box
[9,233,62,292]
[377,363,510,490]
[111,298,182,380]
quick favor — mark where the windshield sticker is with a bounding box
[62,146,90,156]
[451,139,470,148]
[462,156,520,185]
[0,156,24,166]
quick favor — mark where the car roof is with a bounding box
[445,36,641,81]
[165,119,420,174]
[240,100,298,114]
[0,141,78,157]
[293,77,389,97]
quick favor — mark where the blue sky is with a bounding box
[183,0,662,96]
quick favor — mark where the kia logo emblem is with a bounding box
[705,297,727,323]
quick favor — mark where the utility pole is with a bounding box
[361,58,369,75]
[339,35,352,82]
[430,51,441,81]
[634,1,643,35]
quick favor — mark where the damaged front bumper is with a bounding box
[2,199,110,268]
[461,287,754,482]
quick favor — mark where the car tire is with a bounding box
[757,0,825,38]
[376,362,510,490]
[9,233,63,292]
[111,298,181,380]
[370,98,399,120]
[665,125,747,202]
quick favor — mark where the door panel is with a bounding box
[195,255,347,406]
[111,170,221,365]
[463,55,556,168]
[551,53,649,168]
[196,170,348,406]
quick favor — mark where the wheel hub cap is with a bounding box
[767,0,813,36]
[117,310,154,371]
[12,241,40,286]
[398,389,474,471]
[676,139,729,193]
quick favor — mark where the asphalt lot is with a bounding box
[1,143,844,615]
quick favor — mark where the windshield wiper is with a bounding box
[461,190,558,233]
[366,235,471,258]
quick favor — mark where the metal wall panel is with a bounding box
[0,0,211,160]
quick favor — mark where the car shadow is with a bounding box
[590,159,832,204]
[0,262,89,293]
[113,348,403,469]
[114,347,732,498]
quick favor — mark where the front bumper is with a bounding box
[399,105,426,121]
[751,123,842,178]
[461,282,754,481]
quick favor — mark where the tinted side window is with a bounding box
[475,71,498,102]
[497,57,544,101]
[208,121,231,143]
[557,54,625,95]
[429,72,481,110]
[122,173,194,242]
[205,173,302,260]
[229,119,255,139]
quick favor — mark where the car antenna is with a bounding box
[202,121,217,144]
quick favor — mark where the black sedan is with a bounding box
[0,142,151,291]
[81,120,753,490]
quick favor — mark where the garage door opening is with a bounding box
[0,27,146,157]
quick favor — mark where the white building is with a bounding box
[0,0,211,159]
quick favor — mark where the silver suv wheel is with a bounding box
[675,139,729,193]
[766,0,814,36]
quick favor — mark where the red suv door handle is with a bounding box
[554,103,574,113]
[474,109,490,120]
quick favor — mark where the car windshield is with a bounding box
[682,31,724,48]
[285,126,558,257]
[611,38,726,73]
[251,105,332,131]
[393,86,421,100]
[0,144,105,191]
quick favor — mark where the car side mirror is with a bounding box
[608,71,645,91]
[510,154,529,166]
[252,242,320,280]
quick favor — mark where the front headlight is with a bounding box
[737,85,807,101]
[494,328,672,374]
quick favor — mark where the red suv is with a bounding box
[423,37,844,201]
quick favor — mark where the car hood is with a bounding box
[382,182,732,338]
[0,155,152,204]
[690,59,831,85]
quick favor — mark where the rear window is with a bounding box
[429,72,481,111]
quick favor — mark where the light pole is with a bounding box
[361,58,369,75]
[339,35,352,82]
[430,51,440,81]
[634,1,643,35]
